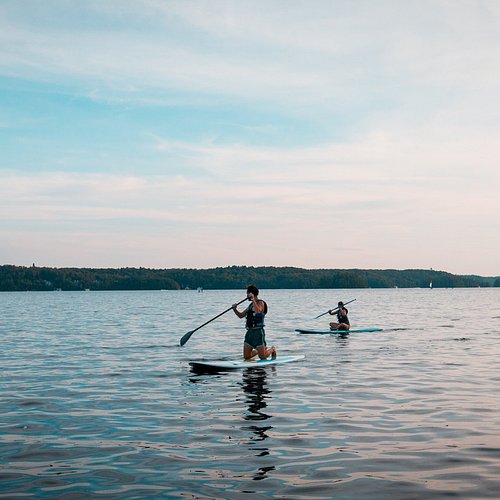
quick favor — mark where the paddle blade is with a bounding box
[180,330,194,347]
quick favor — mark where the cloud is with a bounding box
[0,151,497,273]
[0,9,323,106]
[2,0,498,117]
[1,125,497,231]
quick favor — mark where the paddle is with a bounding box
[313,298,356,319]
[179,298,247,346]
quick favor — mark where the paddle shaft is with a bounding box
[180,297,247,346]
[314,298,356,319]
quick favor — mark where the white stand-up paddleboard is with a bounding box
[190,355,305,371]
[295,328,383,334]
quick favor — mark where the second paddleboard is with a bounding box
[295,328,382,334]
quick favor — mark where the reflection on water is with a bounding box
[334,333,350,345]
[240,368,276,481]
[240,368,272,453]
[241,368,272,423]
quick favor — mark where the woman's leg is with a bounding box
[256,345,277,360]
[244,344,258,359]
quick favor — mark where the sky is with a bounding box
[1,0,499,276]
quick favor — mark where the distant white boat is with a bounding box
[429,281,433,289]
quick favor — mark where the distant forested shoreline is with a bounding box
[0,265,498,291]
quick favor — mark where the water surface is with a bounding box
[1,288,500,498]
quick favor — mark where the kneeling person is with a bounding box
[232,285,276,360]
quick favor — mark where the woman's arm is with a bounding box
[232,303,247,318]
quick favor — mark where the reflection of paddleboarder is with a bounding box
[232,285,277,360]
[241,368,275,476]
[329,301,350,331]
[242,368,271,425]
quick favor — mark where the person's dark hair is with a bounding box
[338,301,344,306]
[247,285,259,296]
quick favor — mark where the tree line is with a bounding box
[0,265,498,291]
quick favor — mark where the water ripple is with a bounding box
[1,288,500,498]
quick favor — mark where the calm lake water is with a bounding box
[1,288,500,499]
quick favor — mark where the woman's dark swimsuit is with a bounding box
[337,308,350,325]
[244,301,268,349]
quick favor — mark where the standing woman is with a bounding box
[232,285,277,360]
[329,301,350,331]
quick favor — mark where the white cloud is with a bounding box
[1,125,498,273]
[2,0,499,116]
